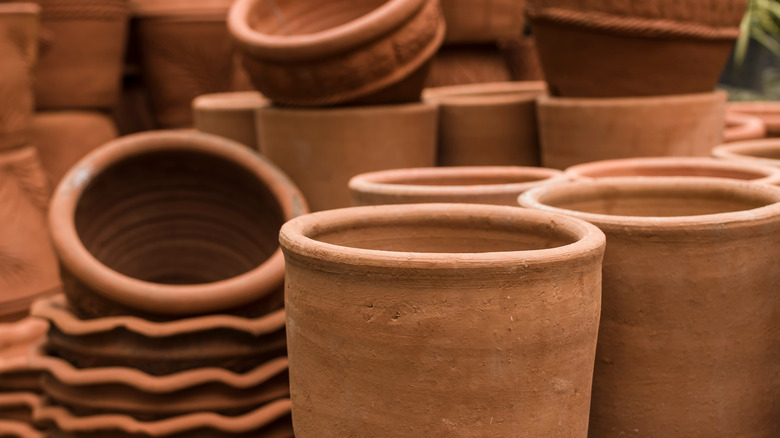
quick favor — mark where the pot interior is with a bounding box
[731,146,780,160]
[249,0,389,36]
[577,164,766,181]
[75,150,285,285]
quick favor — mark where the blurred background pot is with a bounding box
[713,138,780,168]
[723,110,766,142]
[192,91,266,150]
[727,101,780,137]
[0,3,38,150]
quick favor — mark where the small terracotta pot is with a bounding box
[723,110,766,143]
[538,91,727,169]
[228,0,445,106]
[424,44,512,87]
[192,91,267,151]
[565,156,780,185]
[34,0,129,109]
[31,111,118,186]
[727,101,780,137]
[350,166,566,206]
[280,203,605,436]
[48,130,308,319]
[0,3,38,150]
[256,102,437,211]
[0,392,42,426]
[526,0,747,97]
[712,139,780,168]
[440,0,524,43]
[424,81,546,166]
[32,295,287,375]
[519,177,780,437]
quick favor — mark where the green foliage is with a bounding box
[736,0,780,66]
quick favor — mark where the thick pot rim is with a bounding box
[48,130,307,316]
[537,90,727,108]
[712,139,780,167]
[422,81,547,104]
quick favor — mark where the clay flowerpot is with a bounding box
[723,111,766,143]
[132,0,253,128]
[424,81,546,166]
[538,91,727,169]
[712,139,780,168]
[32,295,287,375]
[424,44,513,87]
[526,0,747,97]
[31,111,118,186]
[0,3,38,150]
[33,0,129,109]
[727,102,780,137]
[565,156,780,185]
[228,0,445,106]
[439,0,524,43]
[192,91,267,150]
[0,392,42,436]
[519,177,780,437]
[256,102,437,211]
[48,130,308,319]
[350,166,566,206]
[280,203,605,436]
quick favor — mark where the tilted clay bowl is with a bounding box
[712,139,780,168]
[723,111,766,143]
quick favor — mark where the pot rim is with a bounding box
[48,130,308,316]
[537,90,727,107]
[0,392,41,410]
[0,419,41,438]
[192,91,268,112]
[279,203,605,271]
[257,100,437,117]
[519,176,780,232]
[228,0,427,60]
[423,81,547,104]
[0,318,48,353]
[724,111,767,142]
[712,139,780,167]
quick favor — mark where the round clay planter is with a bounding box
[48,130,308,319]
[228,0,445,106]
[424,44,512,87]
[712,139,780,169]
[424,81,546,166]
[0,392,42,426]
[31,111,118,186]
[526,0,747,97]
[439,0,524,43]
[280,203,605,436]
[565,157,780,185]
[724,110,766,143]
[519,177,780,437]
[727,101,780,137]
[33,0,129,109]
[257,102,437,212]
[32,295,287,375]
[538,91,727,169]
[0,3,38,150]
[349,166,566,206]
[192,91,267,151]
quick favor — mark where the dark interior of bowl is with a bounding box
[250,0,389,36]
[75,150,285,285]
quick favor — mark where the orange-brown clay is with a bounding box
[724,111,766,143]
[192,91,267,150]
[0,3,38,150]
[424,44,513,87]
[712,138,780,168]
[727,102,780,137]
[439,0,524,43]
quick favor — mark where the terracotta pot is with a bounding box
[228,0,445,106]
[519,177,780,437]
[565,156,780,185]
[132,0,253,128]
[538,91,727,169]
[33,0,129,109]
[0,146,60,322]
[712,139,780,168]
[0,3,38,150]
[48,130,308,319]
[424,81,546,166]
[500,36,546,81]
[256,102,437,211]
[727,102,780,137]
[424,44,512,87]
[280,203,605,436]
[724,110,766,143]
[32,295,287,375]
[0,392,41,426]
[526,0,747,97]
[192,91,267,151]
[440,0,524,43]
[350,166,566,206]
[31,111,118,186]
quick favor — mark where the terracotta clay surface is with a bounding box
[0,3,38,150]
[48,130,308,319]
[257,102,437,211]
[424,44,512,87]
[280,203,605,437]
[501,36,546,82]
[538,91,727,169]
[526,0,747,97]
[0,317,48,360]
[424,81,546,166]
[565,156,780,185]
[228,0,445,106]
[724,110,766,142]
[519,177,780,437]
[350,166,566,206]
[727,102,780,137]
[192,91,267,150]
[439,0,524,43]
[712,138,780,168]
[0,392,42,433]
[31,111,118,186]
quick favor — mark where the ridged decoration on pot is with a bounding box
[0,392,42,437]
[724,111,766,143]
[538,91,727,169]
[0,318,47,436]
[228,0,446,106]
[727,102,780,137]
[280,203,605,436]
[48,130,308,320]
[349,166,566,206]
[712,138,780,168]
[424,81,546,166]
[192,91,267,151]
[519,177,780,437]
[440,0,524,43]
[526,0,748,97]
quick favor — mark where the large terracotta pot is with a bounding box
[424,81,546,166]
[439,0,524,43]
[228,0,445,106]
[538,91,727,169]
[424,43,513,87]
[256,102,437,211]
[727,102,780,137]
[526,0,747,97]
[279,203,605,436]
[712,139,780,168]
[519,177,780,437]
[350,166,565,206]
[48,130,308,319]
[724,111,766,143]
[192,91,267,151]
[0,3,38,150]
